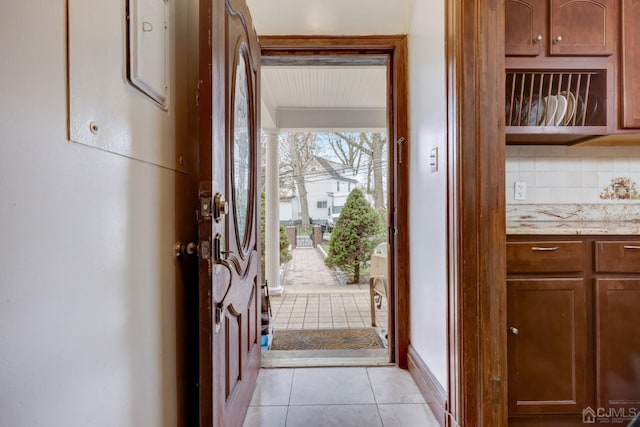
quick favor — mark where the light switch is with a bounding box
[127,0,169,107]
[430,147,439,173]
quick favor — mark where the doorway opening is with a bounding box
[259,59,391,367]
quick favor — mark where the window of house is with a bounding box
[317,200,327,209]
[337,181,340,192]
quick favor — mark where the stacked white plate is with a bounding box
[542,93,575,126]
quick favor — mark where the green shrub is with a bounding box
[325,188,385,283]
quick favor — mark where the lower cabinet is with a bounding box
[507,236,640,426]
[508,279,587,415]
[595,279,640,410]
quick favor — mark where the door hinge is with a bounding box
[195,79,202,107]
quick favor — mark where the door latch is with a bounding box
[199,197,213,221]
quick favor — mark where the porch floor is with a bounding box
[268,247,388,333]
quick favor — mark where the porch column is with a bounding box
[264,129,284,295]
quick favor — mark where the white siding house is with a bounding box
[279,156,363,225]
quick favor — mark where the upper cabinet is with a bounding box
[621,0,640,129]
[505,0,620,144]
[549,0,617,56]
[506,0,617,57]
[505,0,547,56]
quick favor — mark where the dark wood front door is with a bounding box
[198,0,261,425]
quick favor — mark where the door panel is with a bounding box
[507,279,587,415]
[595,279,640,410]
[199,0,261,425]
[505,0,546,56]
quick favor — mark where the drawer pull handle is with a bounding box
[509,326,519,335]
[531,246,559,251]
[623,245,640,250]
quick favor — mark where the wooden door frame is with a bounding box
[446,0,507,426]
[259,35,410,368]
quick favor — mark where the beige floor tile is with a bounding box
[367,367,426,404]
[250,369,294,406]
[242,406,288,427]
[377,404,440,427]
[290,368,375,405]
[285,405,382,427]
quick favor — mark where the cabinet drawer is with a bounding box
[507,241,584,273]
[595,241,640,273]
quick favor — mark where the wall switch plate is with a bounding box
[430,147,438,173]
[514,181,527,201]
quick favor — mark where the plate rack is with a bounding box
[506,70,607,128]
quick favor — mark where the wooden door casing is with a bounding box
[198,0,261,426]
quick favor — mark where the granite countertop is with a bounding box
[507,204,640,235]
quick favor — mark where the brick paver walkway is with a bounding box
[269,247,388,334]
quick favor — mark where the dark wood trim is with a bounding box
[197,0,214,425]
[260,35,410,368]
[408,345,448,427]
[446,1,507,426]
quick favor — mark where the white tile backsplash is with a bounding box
[506,145,640,204]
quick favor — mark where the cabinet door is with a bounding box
[507,279,587,415]
[595,279,640,410]
[621,0,640,128]
[505,0,546,56]
[549,0,617,56]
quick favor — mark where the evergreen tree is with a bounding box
[325,188,385,283]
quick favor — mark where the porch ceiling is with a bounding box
[247,0,413,131]
[260,65,387,131]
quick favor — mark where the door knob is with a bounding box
[175,241,198,257]
[554,35,562,43]
[509,326,519,335]
[534,34,543,43]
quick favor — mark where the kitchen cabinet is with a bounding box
[504,0,618,145]
[506,240,588,416]
[505,0,546,56]
[505,0,617,57]
[507,235,640,426]
[549,0,617,56]
[621,0,640,129]
[507,279,587,415]
[595,279,640,411]
[594,241,640,411]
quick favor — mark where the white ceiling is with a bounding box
[261,66,387,130]
[246,0,415,36]
[246,0,415,131]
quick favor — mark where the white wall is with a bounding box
[506,145,640,204]
[0,1,197,426]
[408,0,449,389]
